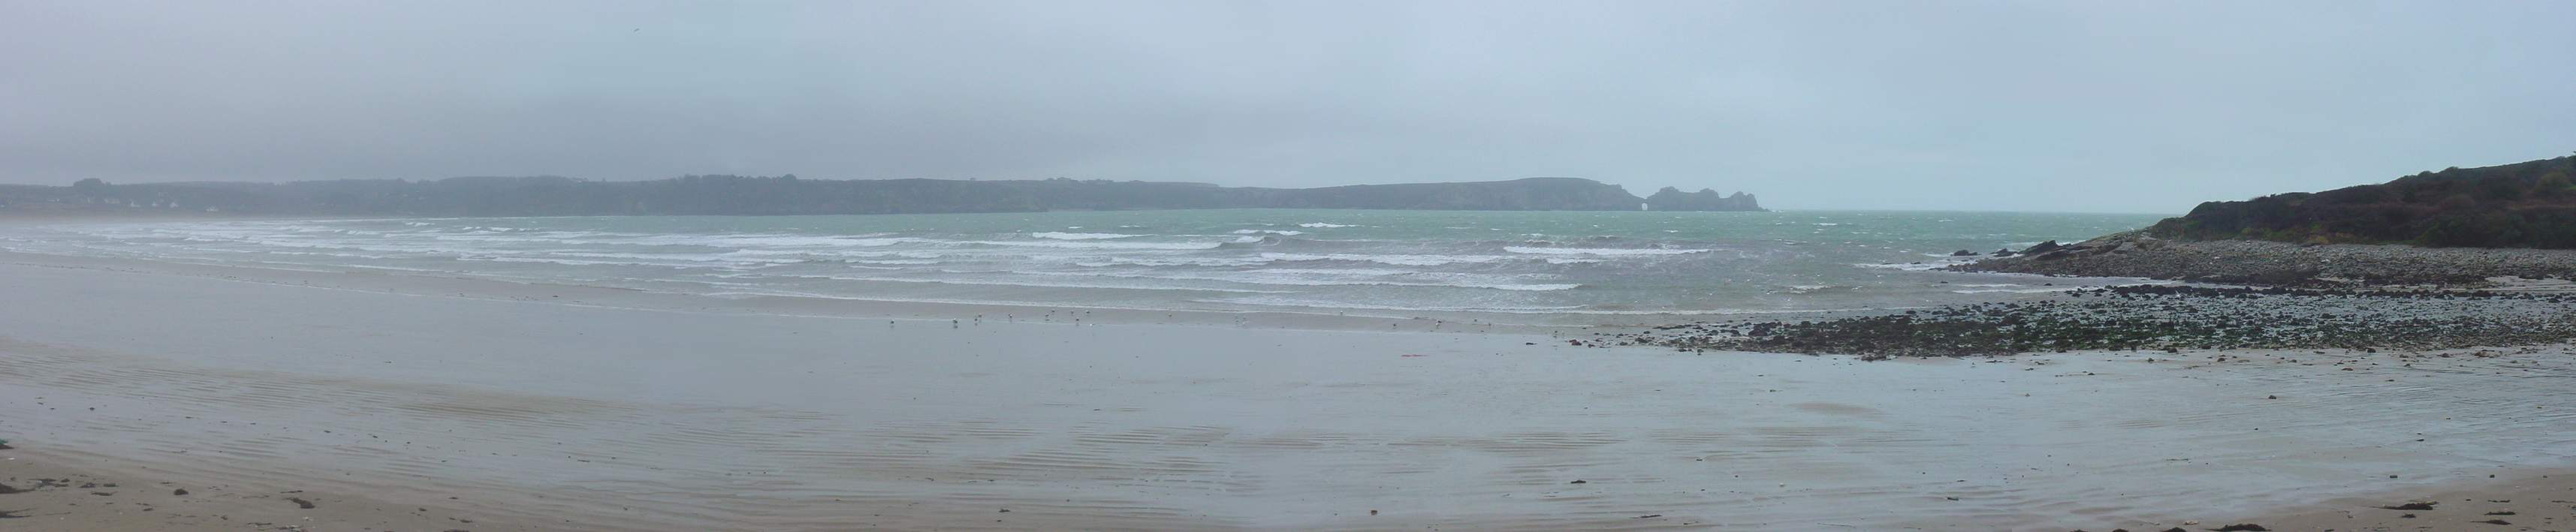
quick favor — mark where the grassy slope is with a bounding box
[2149,154,2576,248]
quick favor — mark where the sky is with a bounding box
[3,1,2572,212]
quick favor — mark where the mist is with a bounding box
[5,0,2571,212]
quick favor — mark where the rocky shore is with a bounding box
[1621,285,2576,358]
[1948,230,2576,287]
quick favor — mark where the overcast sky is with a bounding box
[4,1,2571,212]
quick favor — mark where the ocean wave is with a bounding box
[1208,296,1589,313]
[1032,269,1580,291]
[1503,246,1710,256]
[1030,232,1145,240]
[547,251,804,263]
[1208,297,1905,315]
[1070,257,1272,268]
[1488,284,1583,291]
[1952,287,2081,294]
[962,239,1225,251]
[472,257,677,267]
[1854,261,1957,272]
[618,233,915,248]
[1260,252,1508,266]
[756,274,1295,293]
[1230,229,1306,236]
[1297,222,1356,228]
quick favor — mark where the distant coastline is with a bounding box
[0,175,1763,217]
[1635,152,2576,359]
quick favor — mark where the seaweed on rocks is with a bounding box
[1624,286,2576,357]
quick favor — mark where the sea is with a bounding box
[1,209,2167,324]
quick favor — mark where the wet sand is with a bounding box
[5,254,2576,530]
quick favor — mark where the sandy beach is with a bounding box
[5,251,2576,530]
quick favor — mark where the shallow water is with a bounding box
[0,210,2165,323]
[3,261,2573,530]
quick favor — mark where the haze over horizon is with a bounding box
[5,0,2572,213]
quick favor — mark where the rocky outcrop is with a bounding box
[1952,230,2576,286]
[2147,154,2576,248]
[1642,187,1763,212]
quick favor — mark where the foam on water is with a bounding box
[3,210,2170,323]
[1503,245,1710,255]
[1030,232,1145,240]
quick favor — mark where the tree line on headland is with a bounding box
[0,175,1764,216]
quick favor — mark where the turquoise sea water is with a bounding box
[5,209,2168,323]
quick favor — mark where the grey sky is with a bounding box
[4,1,2571,212]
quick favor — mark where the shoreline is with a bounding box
[1954,230,2576,287]
[0,446,570,531]
[8,230,2576,529]
[9,447,2575,531]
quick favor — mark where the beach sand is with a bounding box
[4,251,2576,530]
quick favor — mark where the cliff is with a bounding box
[1643,187,1763,212]
[2146,154,2576,248]
[0,175,1761,216]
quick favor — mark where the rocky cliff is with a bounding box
[1643,187,1764,212]
[2147,154,2576,248]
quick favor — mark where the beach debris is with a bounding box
[1567,479,1587,484]
[1635,514,1662,518]
[0,438,11,449]
[2484,510,2514,515]
[0,484,17,494]
[290,497,316,509]
[1400,353,1425,357]
[2211,524,2269,531]
[0,509,22,518]
[173,488,189,496]
[2475,518,2510,524]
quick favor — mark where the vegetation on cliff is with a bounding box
[2149,154,2576,248]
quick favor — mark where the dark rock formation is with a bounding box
[2147,154,2576,248]
[1620,284,2576,357]
[1642,187,1764,212]
[1953,230,2576,286]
